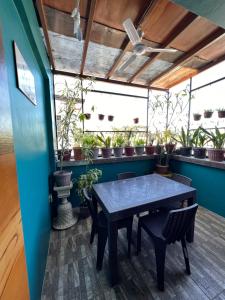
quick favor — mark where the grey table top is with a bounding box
[93,174,196,220]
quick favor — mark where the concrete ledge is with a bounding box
[172,155,225,170]
[57,154,156,167]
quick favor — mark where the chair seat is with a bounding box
[97,210,132,228]
[139,210,169,240]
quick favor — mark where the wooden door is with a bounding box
[0,29,29,299]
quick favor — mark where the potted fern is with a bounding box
[202,127,225,161]
[113,134,125,157]
[173,127,192,156]
[192,127,208,159]
[134,138,145,155]
[97,133,112,158]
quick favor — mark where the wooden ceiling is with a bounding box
[36,0,225,90]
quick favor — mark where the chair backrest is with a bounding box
[117,172,136,180]
[162,204,198,244]
[171,173,192,186]
[82,188,97,222]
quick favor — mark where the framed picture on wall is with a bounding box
[13,42,37,105]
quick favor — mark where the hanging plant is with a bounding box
[108,115,114,121]
[84,113,91,120]
[133,117,139,124]
[204,110,213,119]
[217,108,225,118]
[98,114,105,120]
[193,113,201,121]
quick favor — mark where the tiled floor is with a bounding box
[42,206,225,300]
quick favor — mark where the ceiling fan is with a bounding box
[118,18,177,72]
[71,0,83,41]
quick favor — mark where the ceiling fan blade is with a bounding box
[118,54,137,72]
[123,18,141,46]
[146,47,177,53]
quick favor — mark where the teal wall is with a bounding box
[64,159,156,206]
[171,160,225,218]
[172,0,225,29]
[0,1,55,299]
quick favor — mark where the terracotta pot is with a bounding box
[108,115,114,121]
[180,147,192,156]
[73,147,84,161]
[145,145,155,155]
[218,111,225,118]
[91,148,99,159]
[135,146,144,155]
[124,146,135,156]
[113,147,123,157]
[193,147,206,159]
[133,118,139,124]
[207,148,224,162]
[204,111,213,118]
[98,114,105,120]
[84,113,91,120]
[193,114,201,121]
[54,170,72,187]
[101,147,112,158]
[57,149,71,161]
[165,143,176,154]
[155,164,169,175]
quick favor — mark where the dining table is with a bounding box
[92,173,197,286]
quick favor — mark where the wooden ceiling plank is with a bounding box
[129,12,198,82]
[54,69,168,91]
[80,0,97,75]
[37,0,55,69]
[106,0,159,79]
[149,28,225,85]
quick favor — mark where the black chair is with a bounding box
[83,188,133,270]
[137,204,198,291]
[117,172,136,180]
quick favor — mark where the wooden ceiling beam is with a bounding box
[53,69,168,91]
[106,0,158,79]
[128,12,198,83]
[80,0,97,75]
[149,28,225,86]
[36,0,55,69]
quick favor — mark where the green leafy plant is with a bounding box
[146,132,154,145]
[191,127,208,148]
[82,133,99,148]
[135,138,145,146]
[76,168,102,204]
[97,133,111,148]
[217,108,225,112]
[204,109,213,113]
[163,129,175,144]
[172,127,192,147]
[113,134,125,147]
[201,127,225,149]
[124,130,134,146]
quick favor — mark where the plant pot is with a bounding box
[193,113,201,121]
[204,111,213,118]
[165,143,176,154]
[101,147,112,158]
[155,145,163,154]
[108,115,114,121]
[207,148,224,162]
[180,146,192,156]
[133,118,139,124]
[145,145,155,155]
[84,113,91,120]
[113,147,123,157]
[193,147,206,159]
[218,111,225,118]
[91,148,99,159]
[98,114,105,120]
[54,170,72,187]
[155,164,169,175]
[57,149,72,161]
[124,146,135,156]
[79,206,90,219]
[135,146,144,155]
[73,147,84,161]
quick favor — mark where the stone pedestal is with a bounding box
[53,182,77,230]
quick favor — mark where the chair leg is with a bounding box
[90,222,96,244]
[154,241,166,291]
[126,220,133,258]
[136,221,142,255]
[181,238,191,275]
[96,228,108,271]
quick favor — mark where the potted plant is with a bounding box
[82,133,100,159]
[202,127,225,161]
[155,131,164,154]
[133,117,139,124]
[124,130,135,156]
[98,114,105,120]
[76,168,102,218]
[204,109,213,119]
[108,115,114,121]
[172,127,192,156]
[73,128,85,161]
[113,134,125,157]
[134,138,145,155]
[217,108,225,118]
[193,113,201,121]
[192,127,208,159]
[163,129,176,154]
[155,146,169,175]
[145,132,155,155]
[97,133,112,158]
[84,113,91,120]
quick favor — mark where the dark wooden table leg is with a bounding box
[108,220,119,286]
[186,196,195,243]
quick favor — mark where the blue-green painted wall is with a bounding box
[171,160,225,217]
[0,1,55,299]
[64,159,156,206]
